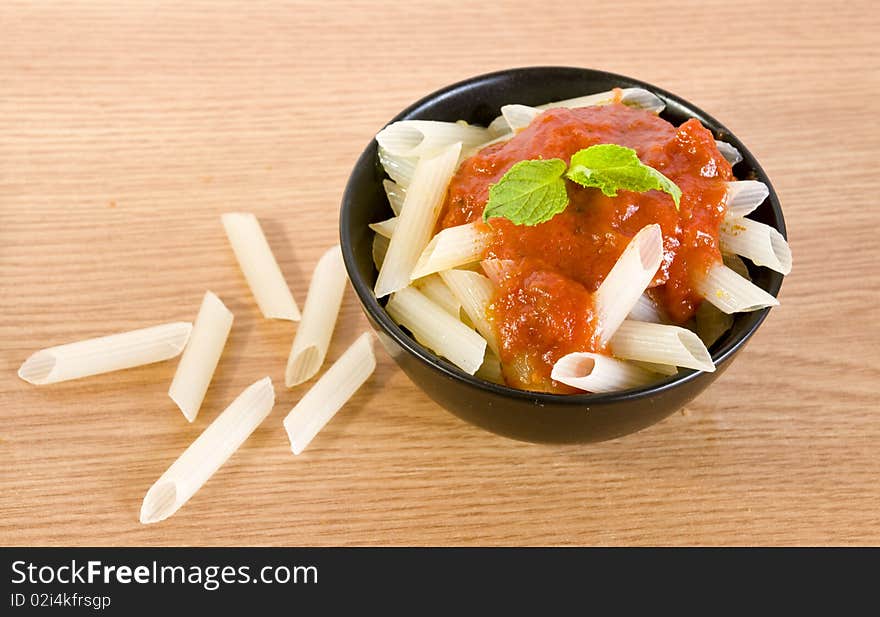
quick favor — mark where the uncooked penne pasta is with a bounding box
[410,222,492,280]
[593,224,664,344]
[221,212,301,321]
[139,376,275,524]
[720,217,792,275]
[610,320,715,372]
[377,120,489,158]
[551,352,658,393]
[697,262,780,314]
[168,292,234,422]
[18,322,192,385]
[374,142,461,298]
[386,286,486,375]
[285,245,348,387]
[284,332,376,455]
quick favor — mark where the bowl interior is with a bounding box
[340,66,785,405]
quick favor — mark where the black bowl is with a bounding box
[339,66,785,444]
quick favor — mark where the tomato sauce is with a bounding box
[438,104,732,392]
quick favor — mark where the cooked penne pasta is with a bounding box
[724,180,769,219]
[413,273,461,317]
[475,349,505,384]
[221,212,301,321]
[438,269,499,355]
[386,286,487,375]
[723,253,752,280]
[551,352,659,393]
[372,233,390,271]
[541,87,665,114]
[715,140,743,166]
[487,87,665,136]
[285,246,348,387]
[383,179,406,216]
[487,117,513,138]
[695,300,734,348]
[368,216,398,239]
[168,292,234,422]
[501,104,541,132]
[631,360,679,376]
[628,293,664,323]
[480,258,516,285]
[610,320,715,372]
[720,217,792,275]
[139,376,275,524]
[593,224,664,344]
[410,222,492,280]
[377,120,490,158]
[378,146,418,188]
[697,262,780,314]
[284,332,376,455]
[374,142,462,298]
[18,322,192,385]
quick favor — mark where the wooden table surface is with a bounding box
[1,0,877,547]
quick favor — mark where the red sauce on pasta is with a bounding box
[438,103,731,392]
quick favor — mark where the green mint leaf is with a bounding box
[565,144,682,209]
[482,159,568,226]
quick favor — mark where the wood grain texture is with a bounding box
[1,0,878,546]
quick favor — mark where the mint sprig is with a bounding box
[482,159,568,226]
[482,144,681,226]
[566,144,681,208]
